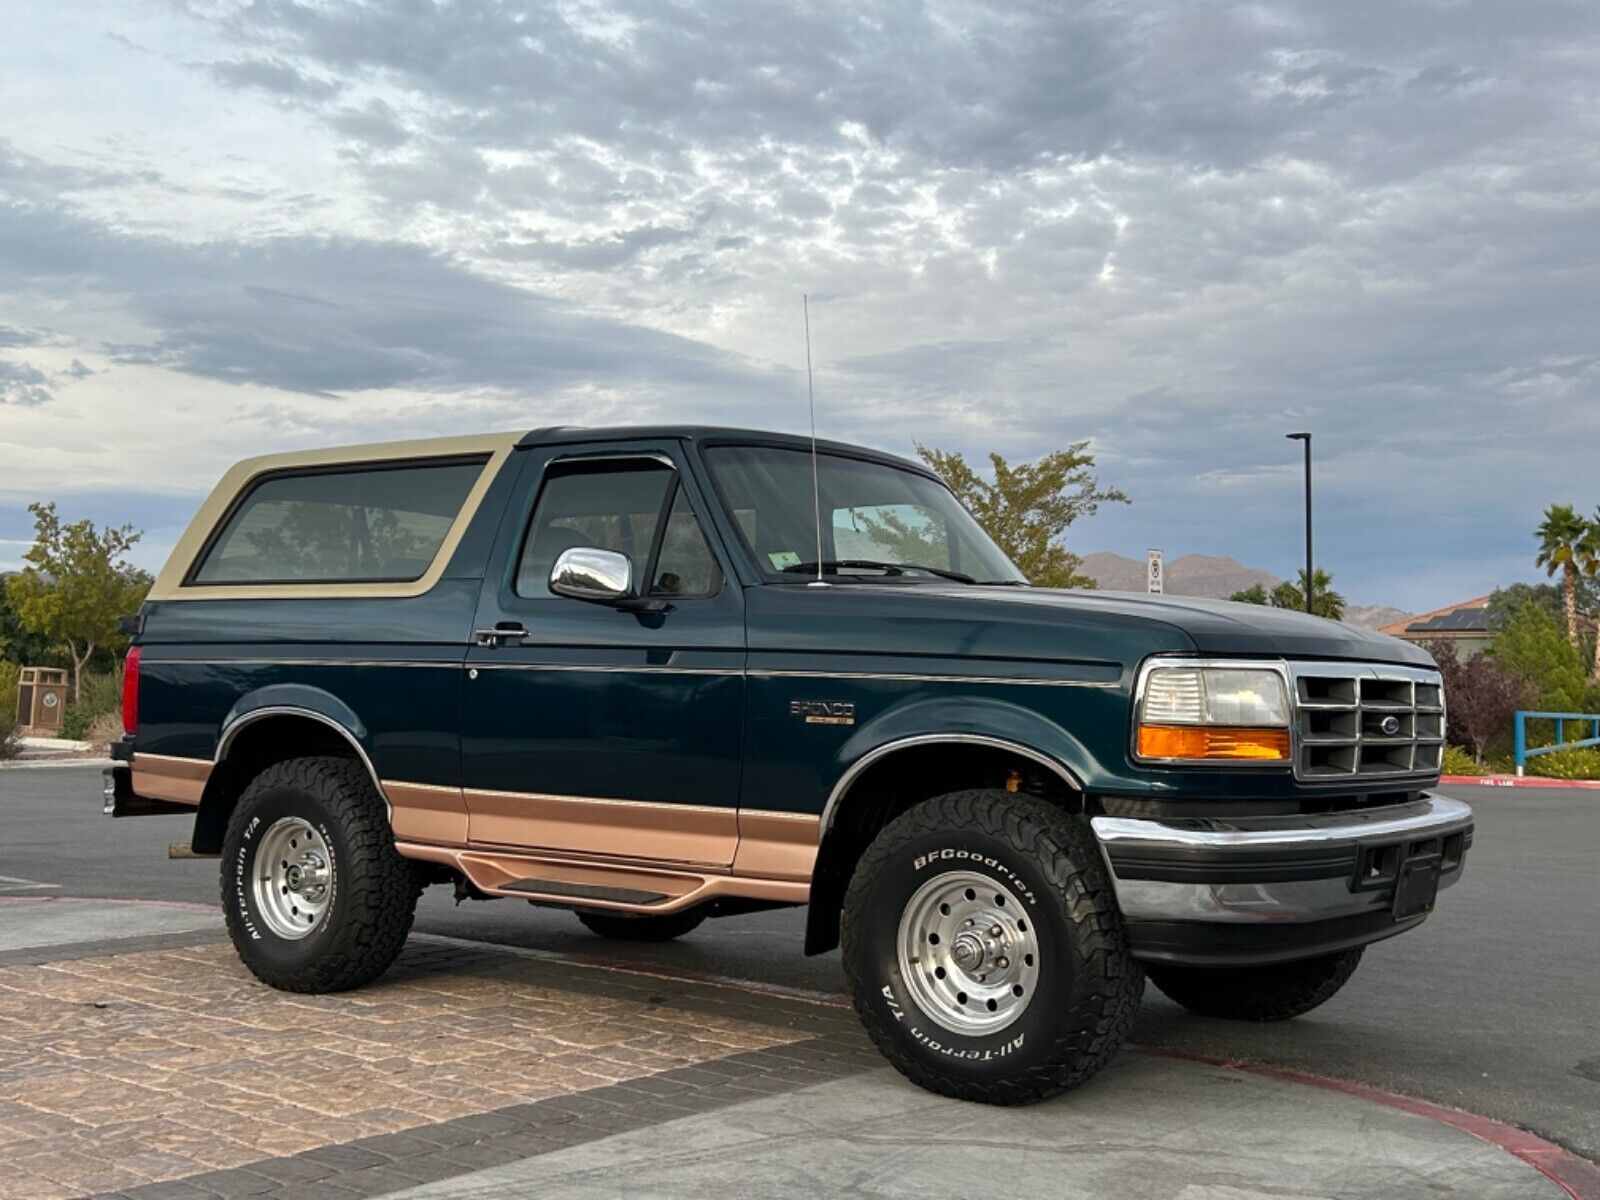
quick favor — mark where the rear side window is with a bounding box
[191,458,486,584]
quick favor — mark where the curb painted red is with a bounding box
[1442,774,1600,790]
[1138,1046,1600,1200]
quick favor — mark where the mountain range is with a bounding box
[1077,552,1411,631]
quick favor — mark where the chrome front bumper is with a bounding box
[1090,795,1473,966]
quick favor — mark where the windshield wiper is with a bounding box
[780,559,977,584]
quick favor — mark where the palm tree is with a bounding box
[1259,568,1346,620]
[1297,568,1345,621]
[1535,503,1587,646]
[1580,509,1600,681]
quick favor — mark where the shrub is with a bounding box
[1424,639,1536,763]
[1526,746,1600,781]
[76,666,123,720]
[84,710,124,753]
[0,709,18,761]
[1441,745,1483,776]
[0,660,19,721]
[59,705,93,741]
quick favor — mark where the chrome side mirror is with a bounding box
[549,546,632,603]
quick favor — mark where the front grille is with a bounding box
[1290,663,1445,782]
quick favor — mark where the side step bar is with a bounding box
[397,842,811,916]
[501,878,669,906]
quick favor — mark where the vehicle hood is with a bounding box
[916,586,1436,667]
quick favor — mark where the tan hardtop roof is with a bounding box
[146,431,521,602]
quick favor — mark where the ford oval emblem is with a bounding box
[1379,715,1402,736]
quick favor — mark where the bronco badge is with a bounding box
[790,699,856,725]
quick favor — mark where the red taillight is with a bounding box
[122,646,141,735]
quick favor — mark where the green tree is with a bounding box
[1535,503,1588,646]
[914,442,1127,588]
[1488,582,1571,631]
[5,503,151,702]
[1232,569,1345,620]
[1490,602,1593,714]
[0,583,59,666]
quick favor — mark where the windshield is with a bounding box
[703,445,1026,584]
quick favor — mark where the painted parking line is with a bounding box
[0,873,60,892]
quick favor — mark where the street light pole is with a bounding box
[1286,432,1312,615]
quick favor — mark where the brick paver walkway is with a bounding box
[0,932,868,1200]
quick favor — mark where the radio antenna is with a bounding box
[804,294,824,584]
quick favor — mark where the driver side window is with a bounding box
[515,460,721,599]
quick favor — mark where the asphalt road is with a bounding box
[3,766,1596,1161]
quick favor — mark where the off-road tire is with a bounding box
[1146,948,1363,1021]
[841,790,1143,1105]
[221,755,419,993]
[576,909,707,942]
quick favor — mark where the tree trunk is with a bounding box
[1563,565,1579,646]
[1592,616,1600,683]
[68,641,92,705]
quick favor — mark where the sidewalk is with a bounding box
[0,897,1587,1200]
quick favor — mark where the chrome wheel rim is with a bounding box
[252,817,333,940]
[896,870,1040,1036]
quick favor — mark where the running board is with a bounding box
[500,878,669,906]
[395,843,811,916]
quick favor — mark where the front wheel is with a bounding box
[1146,949,1363,1021]
[222,756,419,993]
[841,790,1143,1105]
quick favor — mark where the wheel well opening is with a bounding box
[191,715,369,854]
[804,743,1080,956]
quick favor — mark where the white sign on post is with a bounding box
[1146,549,1164,594]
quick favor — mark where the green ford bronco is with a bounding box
[106,425,1472,1103]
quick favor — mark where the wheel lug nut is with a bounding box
[996,957,1009,969]
[989,925,1002,937]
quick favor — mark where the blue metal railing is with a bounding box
[1514,711,1600,776]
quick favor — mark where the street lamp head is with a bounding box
[1286,431,1310,441]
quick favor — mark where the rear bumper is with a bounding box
[1091,795,1473,967]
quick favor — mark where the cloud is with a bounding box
[207,56,340,99]
[0,359,51,406]
[1,0,1597,609]
[0,197,770,399]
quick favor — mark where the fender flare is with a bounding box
[821,693,1094,836]
[804,697,1097,955]
[208,685,389,820]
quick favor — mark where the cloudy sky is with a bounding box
[2,0,1595,610]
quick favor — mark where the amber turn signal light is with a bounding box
[1136,724,1291,761]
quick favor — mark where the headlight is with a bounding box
[1135,663,1291,763]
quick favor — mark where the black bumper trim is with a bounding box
[1105,843,1359,884]
[1126,907,1429,967]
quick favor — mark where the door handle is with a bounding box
[473,622,528,647]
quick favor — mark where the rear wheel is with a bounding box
[221,756,419,993]
[1146,949,1363,1021]
[841,790,1143,1105]
[576,909,706,942]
